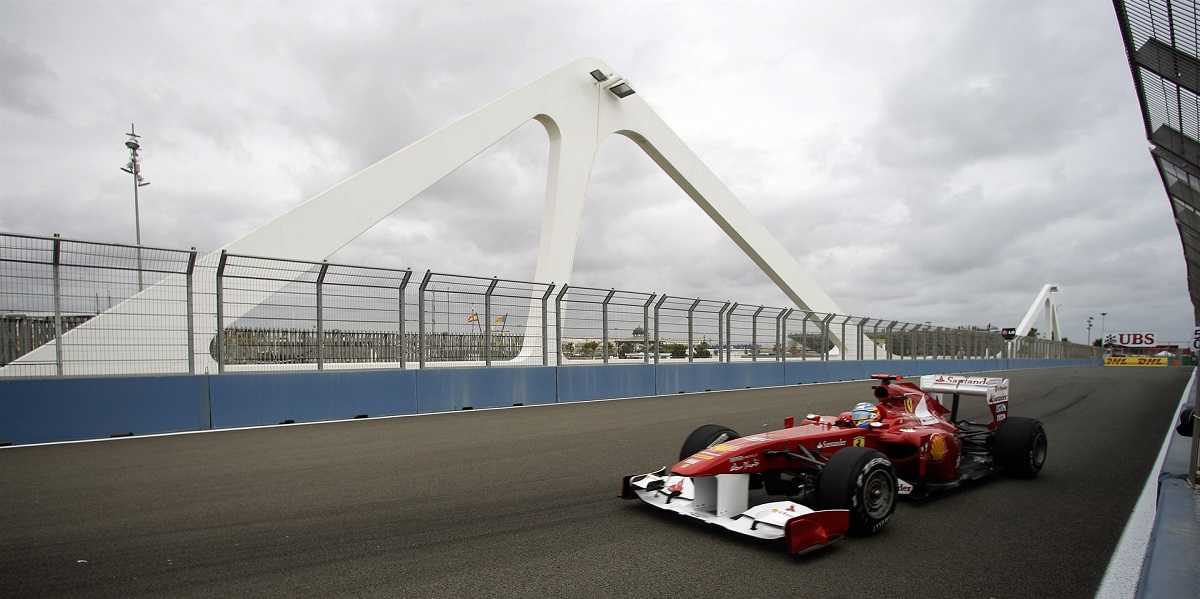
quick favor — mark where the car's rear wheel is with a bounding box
[816,447,896,536]
[679,424,740,460]
[991,416,1047,478]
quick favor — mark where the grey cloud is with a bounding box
[0,38,56,117]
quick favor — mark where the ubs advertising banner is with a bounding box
[1103,332,1158,347]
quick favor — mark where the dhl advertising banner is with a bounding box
[1104,356,1169,367]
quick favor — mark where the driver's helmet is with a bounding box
[850,402,879,427]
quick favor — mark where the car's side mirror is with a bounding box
[1177,406,1195,437]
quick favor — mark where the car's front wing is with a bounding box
[621,470,849,555]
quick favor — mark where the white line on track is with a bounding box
[0,364,1084,451]
[1094,367,1194,599]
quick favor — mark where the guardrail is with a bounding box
[0,231,1100,377]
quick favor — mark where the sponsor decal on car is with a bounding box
[815,439,847,449]
[728,458,760,472]
[709,443,737,452]
[929,434,949,461]
[852,436,866,447]
[931,375,1006,386]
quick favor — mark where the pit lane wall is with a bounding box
[0,358,1098,445]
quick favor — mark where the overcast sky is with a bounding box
[0,1,1190,343]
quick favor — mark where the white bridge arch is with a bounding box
[6,58,847,374]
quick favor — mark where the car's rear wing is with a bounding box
[919,375,1008,405]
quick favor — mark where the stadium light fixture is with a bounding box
[607,80,635,98]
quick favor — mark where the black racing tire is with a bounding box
[991,416,1047,478]
[679,424,740,460]
[816,447,897,536]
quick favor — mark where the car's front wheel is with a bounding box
[816,447,897,535]
[678,424,740,460]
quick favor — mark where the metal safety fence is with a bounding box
[0,231,1101,377]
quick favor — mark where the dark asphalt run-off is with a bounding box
[0,366,1189,598]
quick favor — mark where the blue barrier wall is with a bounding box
[0,374,209,445]
[416,366,557,411]
[209,369,418,429]
[0,358,1100,445]
[657,362,786,394]
[557,364,654,402]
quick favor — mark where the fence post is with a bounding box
[315,261,329,371]
[215,250,228,374]
[484,277,498,367]
[839,316,848,360]
[885,321,897,360]
[51,234,63,376]
[725,302,738,362]
[397,271,412,368]
[418,270,431,368]
[645,294,658,365]
[686,298,700,363]
[857,317,869,361]
[654,295,668,365]
[778,308,792,362]
[716,301,729,363]
[541,283,555,367]
[186,248,197,374]
[800,314,809,361]
[822,314,835,361]
[751,306,764,362]
[599,289,616,364]
[555,285,569,365]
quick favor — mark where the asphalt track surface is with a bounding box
[0,366,1189,598]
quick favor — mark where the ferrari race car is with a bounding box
[621,374,1047,555]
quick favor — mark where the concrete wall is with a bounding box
[0,358,1098,445]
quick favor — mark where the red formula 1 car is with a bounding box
[621,374,1047,555]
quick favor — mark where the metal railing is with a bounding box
[0,231,1101,376]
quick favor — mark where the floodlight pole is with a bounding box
[1100,312,1108,354]
[121,123,150,292]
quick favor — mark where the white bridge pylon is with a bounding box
[1016,284,1061,341]
[5,58,849,375]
